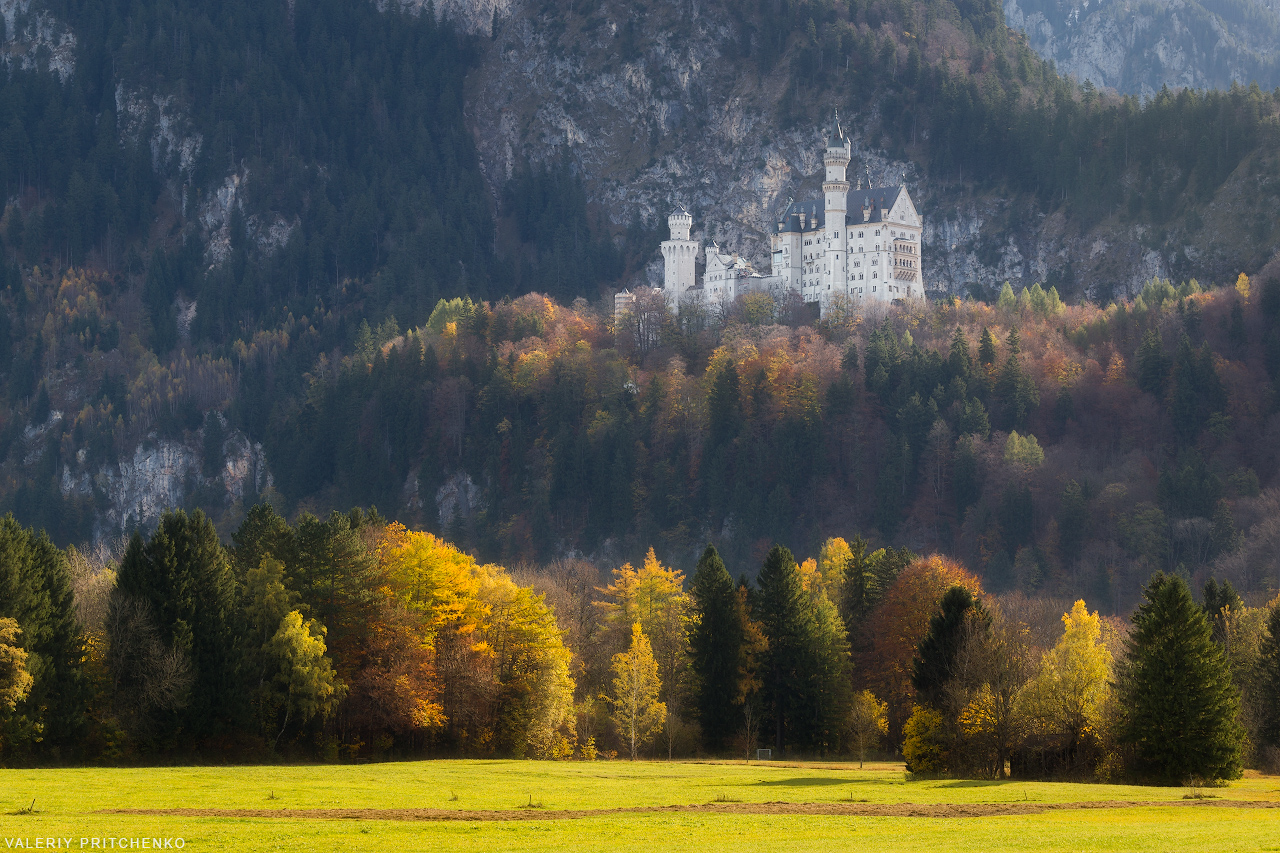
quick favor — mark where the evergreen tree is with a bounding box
[911,586,986,709]
[1117,573,1244,783]
[753,544,812,754]
[1137,329,1170,396]
[113,510,244,744]
[0,515,87,756]
[689,544,747,753]
[948,327,972,382]
[997,282,1017,311]
[978,327,998,368]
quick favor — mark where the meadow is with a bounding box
[2,760,1279,852]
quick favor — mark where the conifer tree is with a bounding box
[0,516,87,755]
[1117,573,1244,783]
[912,586,987,709]
[978,327,998,369]
[997,282,1017,311]
[113,509,244,743]
[754,544,812,753]
[948,326,972,381]
[1137,329,1170,395]
[689,544,748,752]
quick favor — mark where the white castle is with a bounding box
[618,114,923,320]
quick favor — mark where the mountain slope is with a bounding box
[1,0,1280,586]
[1005,0,1280,95]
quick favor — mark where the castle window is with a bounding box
[875,230,880,236]
[858,231,864,238]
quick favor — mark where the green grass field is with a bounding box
[2,760,1279,852]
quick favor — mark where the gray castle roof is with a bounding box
[777,185,908,233]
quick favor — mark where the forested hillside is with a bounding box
[265,273,1280,613]
[2,0,1280,604]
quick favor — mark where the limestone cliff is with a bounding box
[1004,0,1280,96]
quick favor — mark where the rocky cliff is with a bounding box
[1004,0,1280,95]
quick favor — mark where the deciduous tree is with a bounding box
[609,623,666,760]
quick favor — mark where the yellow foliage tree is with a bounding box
[0,618,34,712]
[1016,600,1113,768]
[848,689,888,768]
[1236,272,1251,301]
[818,537,853,595]
[599,548,690,710]
[608,623,666,760]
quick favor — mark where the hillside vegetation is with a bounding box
[2,0,1280,571]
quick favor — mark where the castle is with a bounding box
[618,114,923,320]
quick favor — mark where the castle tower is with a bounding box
[823,112,851,301]
[661,209,697,314]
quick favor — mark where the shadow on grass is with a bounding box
[933,780,1012,789]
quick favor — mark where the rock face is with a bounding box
[1,0,76,81]
[465,0,1219,301]
[1004,0,1280,96]
[59,419,272,541]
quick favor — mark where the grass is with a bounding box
[0,760,1277,852]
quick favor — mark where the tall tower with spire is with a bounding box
[823,112,851,303]
[660,208,696,313]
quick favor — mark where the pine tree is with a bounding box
[689,544,747,752]
[754,544,812,754]
[978,327,998,368]
[1137,329,1170,395]
[0,515,87,756]
[912,586,986,709]
[1117,573,1244,783]
[113,509,244,743]
[948,327,972,382]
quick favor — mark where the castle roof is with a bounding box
[777,199,825,233]
[847,185,909,224]
[827,111,845,147]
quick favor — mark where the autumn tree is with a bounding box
[479,570,575,758]
[1017,600,1113,776]
[848,689,887,768]
[599,549,690,737]
[1117,573,1243,783]
[609,623,666,760]
[951,605,1031,778]
[265,611,341,749]
[242,556,342,749]
[861,555,983,739]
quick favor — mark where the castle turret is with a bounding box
[823,112,851,303]
[660,209,697,314]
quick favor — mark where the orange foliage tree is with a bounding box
[859,554,983,739]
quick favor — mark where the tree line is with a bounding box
[3,508,1279,782]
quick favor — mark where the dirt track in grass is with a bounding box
[100,800,1280,821]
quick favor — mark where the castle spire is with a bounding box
[828,109,844,146]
